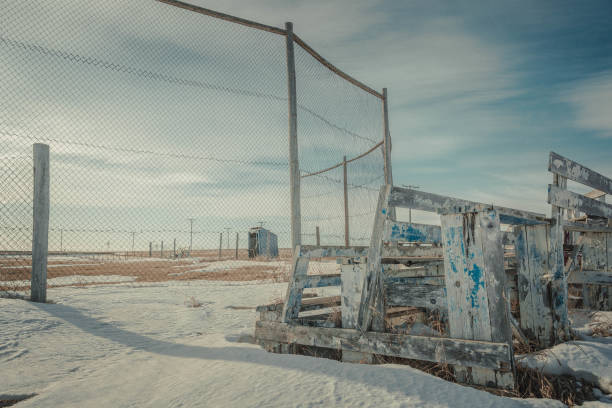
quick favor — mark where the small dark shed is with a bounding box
[248,227,278,258]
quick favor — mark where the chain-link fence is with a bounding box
[0,0,387,299]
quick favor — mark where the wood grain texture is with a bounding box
[514,225,554,347]
[281,247,310,322]
[357,185,391,333]
[384,221,442,244]
[548,152,612,195]
[31,143,50,303]
[548,185,612,218]
[385,284,446,310]
[255,320,513,371]
[441,211,514,389]
[389,187,547,225]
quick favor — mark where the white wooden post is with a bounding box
[286,22,301,252]
[550,174,570,342]
[382,88,395,221]
[441,210,514,389]
[343,156,349,247]
[31,143,50,303]
[235,232,239,259]
[514,224,555,347]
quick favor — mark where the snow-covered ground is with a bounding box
[1,280,610,407]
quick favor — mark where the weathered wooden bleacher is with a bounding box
[254,151,611,390]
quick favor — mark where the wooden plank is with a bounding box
[381,245,443,259]
[382,89,395,223]
[568,270,612,285]
[441,211,514,389]
[389,187,547,225]
[608,233,612,271]
[549,175,570,342]
[31,143,50,303]
[548,152,612,195]
[514,225,554,347]
[385,284,447,310]
[281,248,310,322]
[563,221,612,233]
[157,0,287,35]
[255,321,513,372]
[548,185,612,218]
[286,22,301,250]
[300,245,368,258]
[384,276,445,286]
[300,274,341,288]
[582,233,607,271]
[257,296,341,313]
[585,190,606,200]
[357,185,391,333]
[383,221,442,244]
[341,262,366,329]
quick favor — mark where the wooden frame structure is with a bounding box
[254,152,611,390]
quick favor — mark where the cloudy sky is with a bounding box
[201,0,612,214]
[1,0,611,250]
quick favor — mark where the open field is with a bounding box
[0,250,334,293]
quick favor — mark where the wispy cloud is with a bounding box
[563,70,612,138]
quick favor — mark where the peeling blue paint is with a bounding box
[382,208,386,214]
[466,263,485,308]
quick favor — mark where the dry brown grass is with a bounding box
[1,254,290,292]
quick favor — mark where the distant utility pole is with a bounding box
[187,218,195,254]
[225,228,231,249]
[130,231,136,256]
[402,185,420,224]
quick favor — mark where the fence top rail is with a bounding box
[157,0,287,35]
[548,151,612,195]
[301,141,383,178]
[157,0,384,100]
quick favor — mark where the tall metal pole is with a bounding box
[131,232,136,256]
[225,227,231,249]
[382,88,395,220]
[187,218,194,254]
[343,156,349,247]
[286,22,301,252]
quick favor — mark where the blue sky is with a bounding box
[1,0,611,250]
[203,0,612,216]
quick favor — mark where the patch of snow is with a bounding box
[0,280,591,407]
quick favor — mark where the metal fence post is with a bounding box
[31,143,50,303]
[315,226,320,247]
[218,232,223,260]
[149,242,152,257]
[286,21,301,252]
[160,240,164,258]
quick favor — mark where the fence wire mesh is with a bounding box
[0,0,385,299]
